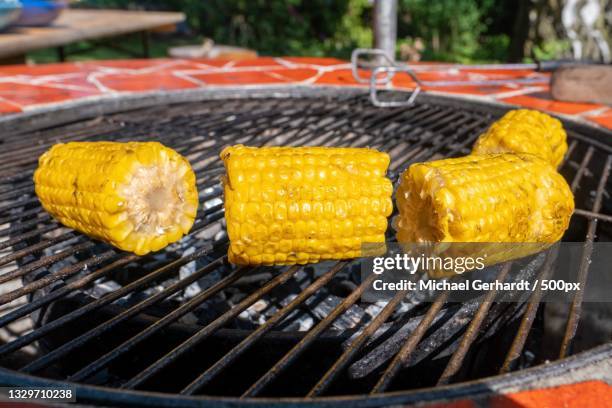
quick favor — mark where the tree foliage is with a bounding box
[85,0,597,62]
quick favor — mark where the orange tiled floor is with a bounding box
[0,57,609,130]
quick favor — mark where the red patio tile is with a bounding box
[392,72,419,88]
[314,69,361,85]
[0,62,87,76]
[490,380,612,408]
[426,84,512,96]
[0,101,21,113]
[586,108,612,130]
[0,82,96,106]
[96,72,200,92]
[189,71,287,85]
[188,58,233,67]
[414,70,476,82]
[40,72,102,92]
[282,57,346,66]
[81,59,179,70]
[500,93,601,115]
[233,57,282,67]
[460,68,545,79]
[415,69,546,83]
[272,68,319,82]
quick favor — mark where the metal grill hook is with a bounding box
[351,48,422,108]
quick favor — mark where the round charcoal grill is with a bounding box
[0,89,610,407]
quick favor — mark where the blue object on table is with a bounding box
[0,0,22,31]
[16,0,66,26]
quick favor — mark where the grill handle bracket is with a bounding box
[351,48,422,107]
[370,66,421,108]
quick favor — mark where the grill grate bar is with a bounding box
[69,263,251,383]
[122,265,304,390]
[180,261,350,395]
[4,98,464,382]
[0,100,296,175]
[573,208,612,224]
[0,214,51,236]
[0,208,213,299]
[497,140,585,372]
[371,291,450,393]
[241,273,379,398]
[0,96,607,400]
[0,119,123,153]
[365,106,443,146]
[0,250,117,307]
[0,184,35,202]
[499,248,558,373]
[3,168,219,231]
[437,263,513,385]
[565,140,578,161]
[0,125,132,180]
[0,225,79,266]
[383,108,461,145]
[0,256,137,329]
[0,120,215,187]
[307,288,410,397]
[0,222,59,252]
[566,130,612,155]
[382,110,468,168]
[0,239,91,284]
[570,147,594,191]
[0,195,220,306]
[0,246,213,355]
[559,154,611,358]
[21,255,230,374]
[377,105,441,137]
[403,118,485,166]
[0,209,49,228]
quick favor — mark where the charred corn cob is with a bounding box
[394,154,574,273]
[472,109,567,168]
[34,141,198,255]
[221,145,393,265]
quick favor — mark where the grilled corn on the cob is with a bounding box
[472,109,567,168]
[394,153,574,272]
[221,145,393,265]
[34,141,198,255]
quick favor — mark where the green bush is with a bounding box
[197,0,374,57]
[83,0,372,57]
[397,0,510,62]
[82,0,519,62]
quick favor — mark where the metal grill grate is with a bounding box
[0,92,610,405]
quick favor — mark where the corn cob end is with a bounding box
[34,141,198,255]
[472,109,568,168]
[395,153,574,244]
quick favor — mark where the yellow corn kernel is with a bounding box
[395,154,574,273]
[472,109,568,168]
[221,145,393,265]
[34,141,198,255]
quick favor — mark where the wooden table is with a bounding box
[0,9,185,63]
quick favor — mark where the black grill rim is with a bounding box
[0,343,611,407]
[0,86,610,145]
[0,87,610,406]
